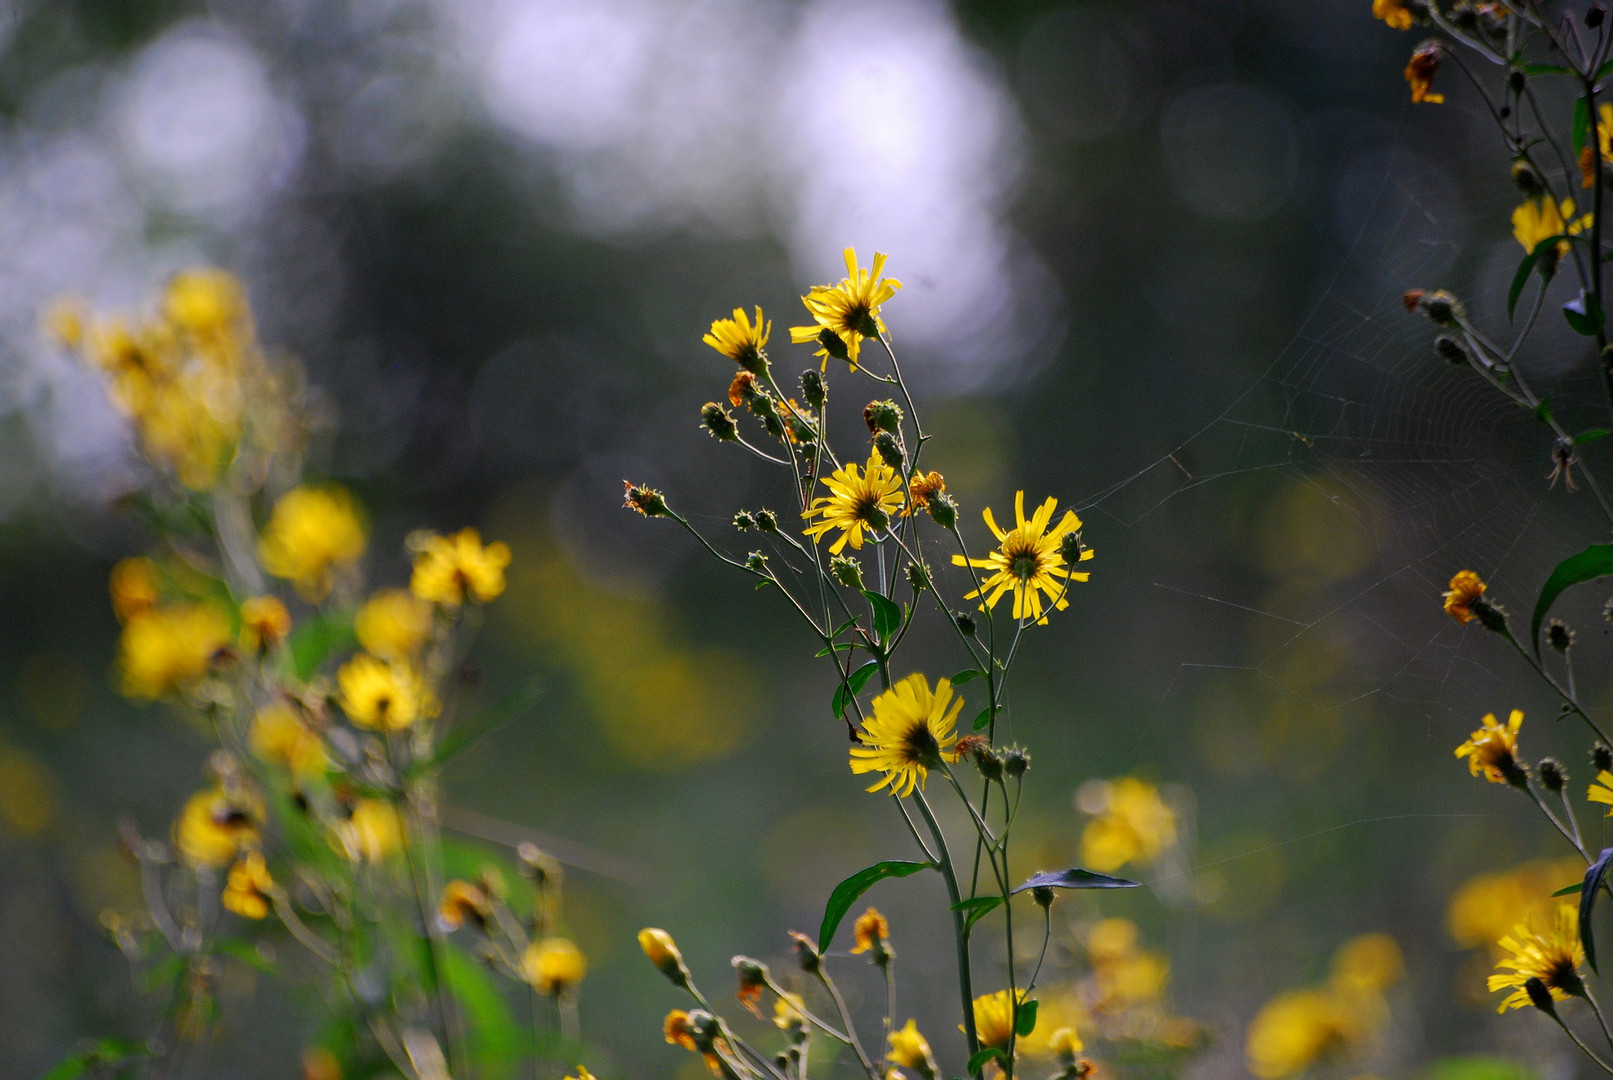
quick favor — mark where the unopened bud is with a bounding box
[1594,743,1612,773]
[864,400,904,435]
[873,431,904,470]
[1512,158,1546,198]
[755,509,779,534]
[1526,976,1557,1013]
[623,481,671,518]
[701,403,739,442]
[801,369,827,409]
[817,328,850,362]
[1058,531,1086,564]
[1003,746,1030,778]
[830,555,864,590]
[639,928,691,987]
[734,511,757,531]
[788,931,822,974]
[906,560,931,591]
[1032,885,1056,909]
[1539,758,1567,794]
[1590,4,1607,29]
[1473,596,1510,634]
[1548,619,1574,653]
[745,551,769,573]
[1434,335,1469,365]
[927,491,958,529]
[955,610,977,636]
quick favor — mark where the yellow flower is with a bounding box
[525,937,587,996]
[773,992,807,1031]
[1454,709,1525,785]
[851,906,891,955]
[1048,1027,1083,1057]
[1441,569,1486,624]
[249,702,329,778]
[1590,769,1613,812]
[1513,197,1590,256]
[888,1019,937,1075]
[1404,41,1444,104]
[1087,919,1170,1010]
[1448,859,1583,952]
[174,786,261,869]
[239,595,291,652]
[849,673,963,798]
[1488,903,1585,1011]
[257,487,368,601]
[118,604,230,700]
[222,851,274,919]
[1372,0,1414,30]
[354,587,433,659]
[1331,934,1403,996]
[336,653,437,731]
[639,927,689,983]
[563,1069,595,1080]
[339,798,403,862]
[802,453,905,554]
[789,248,903,371]
[665,1009,698,1051]
[438,879,491,930]
[164,269,247,339]
[952,492,1092,624]
[1080,778,1177,872]
[704,306,771,370]
[109,556,159,622]
[409,528,511,606]
[1245,990,1355,1080]
[969,989,1030,1051]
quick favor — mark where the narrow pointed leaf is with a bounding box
[819,860,932,951]
[1508,247,1546,320]
[973,706,992,732]
[1581,846,1613,972]
[832,660,880,721]
[951,895,1005,934]
[950,669,985,686]
[863,590,903,642]
[1555,882,1585,897]
[1576,429,1612,446]
[1013,868,1140,893]
[1531,544,1613,654]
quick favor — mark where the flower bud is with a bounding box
[955,610,977,636]
[746,551,769,573]
[873,431,904,470]
[1594,743,1612,773]
[831,555,864,590]
[1512,158,1546,198]
[732,955,769,1014]
[639,927,691,987]
[1434,335,1469,365]
[1058,531,1087,564]
[801,369,827,409]
[1591,4,1607,29]
[927,491,958,529]
[1538,757,1566,794]
[864,400,904,435]
[734,511,757,531]
[817,328,850,362]
[1473,596,1510,634]
[1003,746,1030,778]
[1526,976,1557,1013]
[788,930,822,974]
[1548,619,1574,653]
[755,509,779,534]
[1404,289,1464,327]
[906,560,931,591]
[701,403,739,442]
[623,482,671,518]
[1032,885,1056,909]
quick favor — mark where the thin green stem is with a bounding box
[913,790,981,1076]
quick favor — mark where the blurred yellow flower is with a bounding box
[773,991,807,1031]
[969,989,1030,1051]
[1441,569,1486,623]
[888,1019,937,1076]
[239,595,291,652]
[850,673,963,798]
[1455,709,1525,785]
[802,453,904,554]
[1512,197,1589,256]
[1049,1026,1083,1057]
[1404,41,1444,104]
[789,248,902,371]
[257,486,367,601]
[1080,778,1176,872]
[563,1069,595,1080]
[1245,989,1354,1080]
[1489,903,1584,1011]
[165,268,247,339]
[1581,104,1613,187]
[525,937,587,996]
[354,587,433,659]
[1331,933,1403,995]
[1372,0,1414,30]
[438,879,490,930]
[118,604,230,700]
[249,702,328,778]
[174,786,261,869]
[665,1009,698,1050]
[952,492,1092,624]
[336,653,437,731]
[1447,859,1582,951]
[639,927,688,983]
[410,528,511,606]
[222,851,274,919]
[703,306,770,370]
[851,906,891,955]
[109,556,160,622]
[339,798,403,862]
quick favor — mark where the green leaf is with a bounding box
[41,1041,151,1080]
[217,938,277,973]
[1015,998,1040,1038]
[1555,882,1585,897]
[951,895,1005,934]
[1535,398,1554,425]
[442,944,524,1078]
[287,607,356,681]
[1601,58,1613,79]
[1583,847,1613,972]
[1566,290,1607,336]
[863,590,903,642]
[1531,544,1613,652]
[968,1048,1007,1074]
[1577,429,1612,446]
[1507,249,1544,320]
[1576,96,1591,153]
[814,642,859,656]
[411,677,546,777]
[1521,63,1575,76]
[832,661,880,721]
[819,860,932,951]
[950,669,985,686]
[972,706,992,732]
[1013,868,1141,893]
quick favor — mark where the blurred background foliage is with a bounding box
[0,0,1606,1077]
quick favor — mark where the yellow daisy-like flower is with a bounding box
[338,798,403,862]
[1447,859,1583,952]
[968,989,1031,1051]
[354,587,433,659]
[1590,770,1613,812]
[789,248,902,372]
[1331,933,1403,996]
[410,528,511,606]
[850,674,963,798]
[703,306,770,371]
[1488,904,1585,1011]
[249,702,329,778]
[239,595,291,652]
[888,1019,937,1076]
[1372,0,1414,30]
[336,653,438,731]
[257,486,368,601]
[952,492,1092,624]
[1441,569,1486,624]
[1454,709,1525,785]
[118,604,231,700]
[1513,197,1590,256]
[851,906,890,955]
[1245,989,1354,1080]
[1080,777,1177,872]
[222,851,274,919]
[524,937,588,996]
[109,556,160,622]
[803,453,905,554]
[174,786,261,869]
